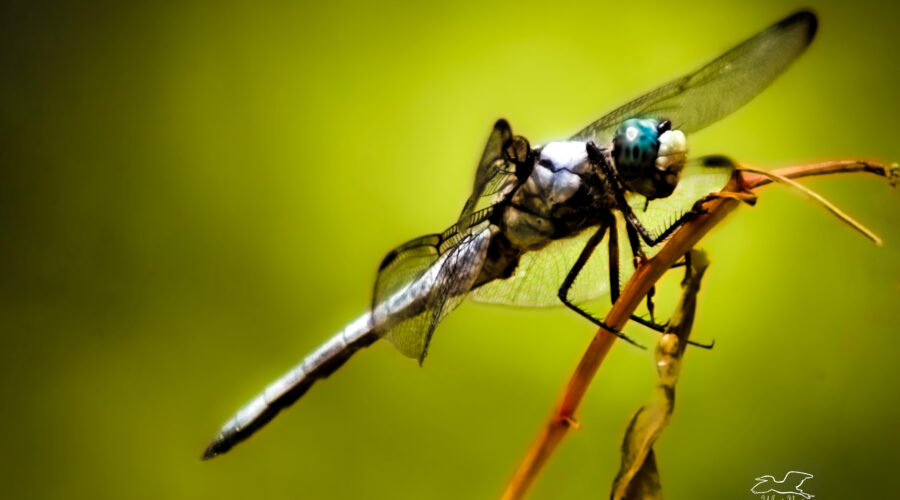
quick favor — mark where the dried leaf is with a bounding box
[610,250,709,500]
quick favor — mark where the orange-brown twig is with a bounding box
[500,160,895,500]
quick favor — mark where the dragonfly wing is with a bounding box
[572,11,817,146]
[373,196,496,312]
[627,156,736,242]
[471,223,628,307]
[459,119,528,223]
[375,225,493,363]
[371,120,531,360]
[462,119,512,214]
[373,234,442,311]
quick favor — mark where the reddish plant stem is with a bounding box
[500,160,892,500]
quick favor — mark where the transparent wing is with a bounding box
[461,119,512,216]
[472,223,627,307]
[472,158,733,307]
[628,156,736,239]
[571,11,817,146]
[375,226,492,363]
[371,118,533,361]
[372,234,442,312]
[459,119,529,223]
[373,201,495,308]
[371,118,535,360]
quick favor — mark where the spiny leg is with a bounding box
[624,219,645,266]
[608,218,620,303]
[623,220,666,326]
[622,205,693,247]
[623,217,666,328]
[612,222,682,346]
[645,250,695,324]
[622,220,711,348]
[623,219,708,332]
[681,249,693,281]
[612,220,655,326]
[620,190,755,249]
[557,221,644,348]
[627,187,762,248]
[629,250,714,350]
[630,310,713,348]
[645,286,657,323]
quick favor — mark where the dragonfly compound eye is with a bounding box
[613,118,687,200]
[613,118,661,177]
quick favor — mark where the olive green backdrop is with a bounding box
[1,0,897,498]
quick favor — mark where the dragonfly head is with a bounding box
[612,118,687,200]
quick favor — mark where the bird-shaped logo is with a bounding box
[750,471,815,499]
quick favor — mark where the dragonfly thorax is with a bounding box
[499,140,614,250]
[511,141,597,213]
[612,118,687,200]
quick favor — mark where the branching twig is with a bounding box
[611,249,709,500]
[500,160,896,500]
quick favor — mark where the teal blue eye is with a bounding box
[612,118,661,180]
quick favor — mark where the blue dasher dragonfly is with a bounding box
[203,10,817,459]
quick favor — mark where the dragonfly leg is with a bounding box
[622,219,665,328]
[645,286,657,323]
[630,314,714,349]
[625,222,692,270]
[631,314,666,333]
[558,220,645,349]
[621,189,751,248]
[624,222,710,343]
[630,251,714,350]
[624,221,647,266]
[608,218,620,304]
[621,203,698,247]
[644,250,695,322]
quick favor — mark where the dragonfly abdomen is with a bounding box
[202,257,449,459]
[202,313,378,459]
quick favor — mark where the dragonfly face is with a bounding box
[203,10,818,459]
[612,118,688,200]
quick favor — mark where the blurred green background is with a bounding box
[1,0,897,498]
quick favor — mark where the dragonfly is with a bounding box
[203,10,817,459]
